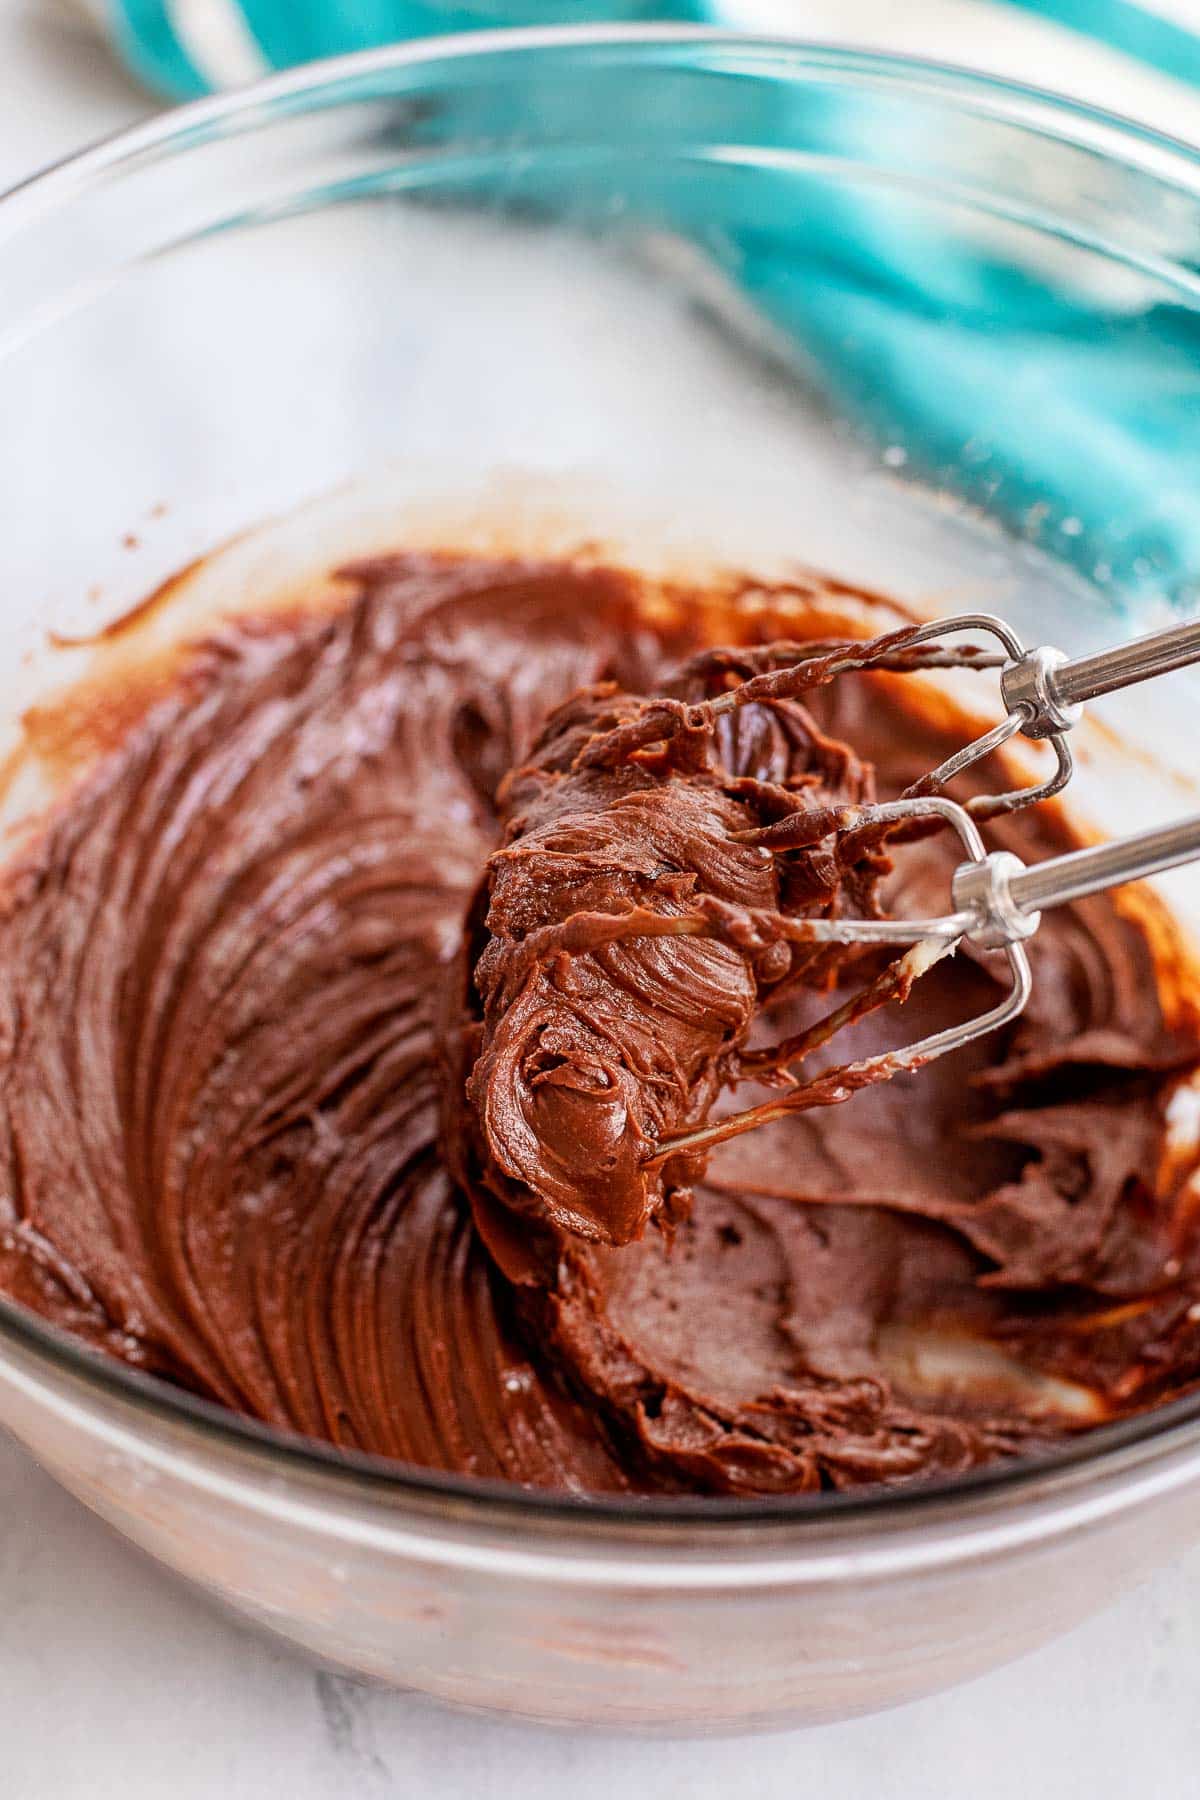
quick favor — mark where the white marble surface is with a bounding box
[4,4,1200,1794]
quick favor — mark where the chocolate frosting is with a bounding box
[451,628,1013,1260]
[1,552,1199,1496]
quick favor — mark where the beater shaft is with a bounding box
[1053,616,1200,709]
[1015,810,1200,910]
[1000,615,1200,740]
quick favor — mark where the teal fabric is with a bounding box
[241,2,700,76]
[102,2,1200,605]
[736,222,1200,600]
[116,1,706,95]
[110,0,1200,108]
[1002,0,1200,85]
[111,0,212,96]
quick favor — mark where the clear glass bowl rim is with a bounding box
[4,21,1200,1536]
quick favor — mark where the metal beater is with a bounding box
[644,611,1200,1165]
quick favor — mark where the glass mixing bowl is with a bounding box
[2,26,1200,1733]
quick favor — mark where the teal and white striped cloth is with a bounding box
[69,0,1200,110]
[73,1,1200,606]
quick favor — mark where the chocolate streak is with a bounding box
[1,553,1199,1496]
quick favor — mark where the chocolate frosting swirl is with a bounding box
[0,551,1197,1496]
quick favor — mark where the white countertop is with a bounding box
[4,4,1200,1794]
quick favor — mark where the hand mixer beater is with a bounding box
[458,600,1200,1249]
[630,609,1200,1168]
